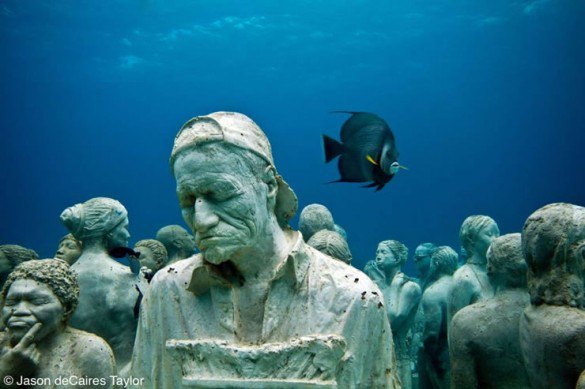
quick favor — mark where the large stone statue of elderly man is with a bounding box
[131,112,399,388]
[519,203,585,389]
[450,215,499,317]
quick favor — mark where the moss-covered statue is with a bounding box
[133,239,168,281]
[60,197,142,375]
[372,239,421,389]
[418,246,457,389]
[450,233,530,388]
[307,229,352,264]
[450,215,500,317]
[0,259,115,386]
[298,203,335,242]
[55,233,82,265]
[520,203,585,389]
[155,225,196,266]
[131,112,399,388]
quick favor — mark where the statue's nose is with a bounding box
[193,198,219,233]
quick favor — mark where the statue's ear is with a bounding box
[263,166,278,200]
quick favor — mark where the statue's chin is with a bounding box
[202,248,231,265]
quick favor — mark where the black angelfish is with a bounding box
[322,111,407,191]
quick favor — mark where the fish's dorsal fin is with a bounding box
[336,112,388,143]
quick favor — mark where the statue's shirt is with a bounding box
[130,232,399,388]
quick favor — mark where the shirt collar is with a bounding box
[187,231,310,296]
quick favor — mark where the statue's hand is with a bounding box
[0,323,42,376]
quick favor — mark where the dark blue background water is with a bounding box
[1,0,584,275]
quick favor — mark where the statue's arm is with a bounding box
[421,293,441,352]
[449,275,476,317]
[81,337,116,388]
[391,282,422,331]
[449,313,477,389]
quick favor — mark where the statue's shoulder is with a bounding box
[452,265,480,286]
[150,254,203,289]
[307,246,384,304]
[64,327,115,374]
[452,301,487,327]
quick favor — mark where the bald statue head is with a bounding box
[156,225,196,265]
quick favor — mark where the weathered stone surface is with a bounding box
[450,234,530,388]
[519,203,585,389]
[167,336,346,388]
[298,204,335,242]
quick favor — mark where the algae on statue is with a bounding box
[450,233,530,388]
[519,203,585,389]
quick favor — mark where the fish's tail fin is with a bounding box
[322,134,345,163]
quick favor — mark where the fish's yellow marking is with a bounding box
[366,155,378,166]
[399,165,409,170]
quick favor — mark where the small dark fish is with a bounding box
[323,111,407,191]
[108,247,141,259]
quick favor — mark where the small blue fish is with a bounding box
[323,111,407,191]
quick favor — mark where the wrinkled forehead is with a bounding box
[173,142,263,179]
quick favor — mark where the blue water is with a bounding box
[1,0,584,275]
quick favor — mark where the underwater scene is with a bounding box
[1,1,584,388]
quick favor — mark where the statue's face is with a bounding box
[137,246,158,272]
[414,247,432,276]
[174,146,270,265]
[2,279,64,345]
[177,230,196,255]
[473,222,500,257]
[55,238,81,265]
[108,218,130,249]
[376,244,399,270]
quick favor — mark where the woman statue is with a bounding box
[61,197,142,375]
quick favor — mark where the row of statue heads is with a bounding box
[0,112,583,388]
